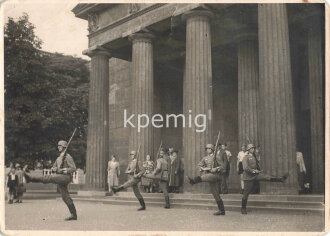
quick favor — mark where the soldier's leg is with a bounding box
[209,182,225,215]
[200,173,221,182]
[24,173,71,185]
[256,173,289,182]
[58,184,77,220]
[112,177,140,193]
[132,183,146,211]
[241,180,255,214]
[159,181,170,209]
[240,174,244,194]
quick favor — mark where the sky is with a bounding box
[3,0,89,59]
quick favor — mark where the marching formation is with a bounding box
[8,128,293,221]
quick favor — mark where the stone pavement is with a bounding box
[5,199,324,232]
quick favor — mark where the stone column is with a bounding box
[236,11,259,147]
[258,4,298,194]
[182,10,213,192]
[308,14,324,193]
[128,32,154,161]
[83,46,111,190]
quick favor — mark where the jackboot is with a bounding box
[164,196,170,209]
[187,176,202,185]
[137,198,146,211]
[241,199,247,215]
[213,200,225,215]
[65,203,77,221]
[112,186,124,194]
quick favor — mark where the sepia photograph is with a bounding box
[1,1,328,235]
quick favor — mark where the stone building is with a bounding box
[72,3,325,194]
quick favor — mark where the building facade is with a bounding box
[72,3,325,194]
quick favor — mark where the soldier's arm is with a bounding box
[198,157,206,168]
[65,155,77,174]
[242,155,257,174]
[51,160,58,172]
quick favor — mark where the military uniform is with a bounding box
[112,151,146,211]
[144,153,171,208]
[241,144,288,214]
[187,144,227,216]
[24,140,77,220]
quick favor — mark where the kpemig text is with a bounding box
[123,109,207,133]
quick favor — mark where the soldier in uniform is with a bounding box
[187,144,227,216]
[241,143,289,214]
[143,148,171,208]
[24,140,77,220]
[112,151,146,211]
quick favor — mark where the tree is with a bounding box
[5,13,89,168]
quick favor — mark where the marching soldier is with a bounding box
[144,147,171,209]
[112,151,146,211]
[24,140,77,220]
[187,144,227,216]
[241,143,289,214]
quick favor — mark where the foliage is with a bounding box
[4,13,89,168]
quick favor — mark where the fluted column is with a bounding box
[182,10,213,192]
[84,46,111,190]
[258,4,298,194]
[236,11,259,147]
[128,33,154,161]
[308,14,324,193]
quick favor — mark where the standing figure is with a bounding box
[7,167,17,204]
[107,155,120,194]
[220,143,231,194]
[112,151,146,211]
[187,144,227,216]
[168,150,180,193]
[144,148,171,208]
[15,163,25,203]
[241,143,289,215]
[141,155,154,193]
[237,144,247,194]
[24,140,77,220]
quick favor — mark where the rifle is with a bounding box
[212,130,221,169]
[58,128,77,171]
[134,143,142,175]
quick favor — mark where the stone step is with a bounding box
[104,191,325,202]
[71,197,324,215]
[105,196,324,209]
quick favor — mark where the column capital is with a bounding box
[83,45,111,58]
[182,10,214,22]
[128,32,155,44]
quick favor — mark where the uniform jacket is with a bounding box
[125,158,137,175]
[52,152,76,174]
[154,157,170,181]
[169,155,180,187]
[242,153,261,180]
[199,150,227,175]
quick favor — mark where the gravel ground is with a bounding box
[5,199,324,232]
